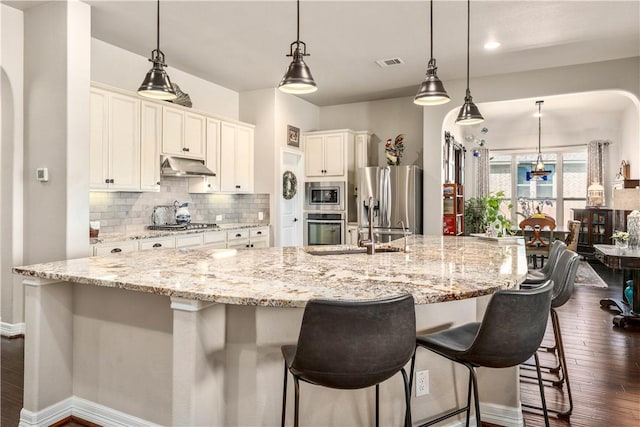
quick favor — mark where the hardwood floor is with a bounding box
[1,260,639,426]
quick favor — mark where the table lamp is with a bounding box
[612,188,640,248]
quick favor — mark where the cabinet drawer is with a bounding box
[250,227,269,239]
[228,230,249,241]
[204,231,226,244]
[94,241,138,256]
[139,238,175,250]
[228,241,250,250]
[176,234,204,248]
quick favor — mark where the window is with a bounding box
[489,150,587,225]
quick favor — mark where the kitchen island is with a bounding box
[14,235,528,426]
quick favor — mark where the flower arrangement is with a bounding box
[611,230,630,242]
[385,134,405,166]
[517,197,554,218]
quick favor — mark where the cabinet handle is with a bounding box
[293,218,298,222]
[235,185,241,189]
[110,179,115,184]
[110,248,122,253]
[235,233,242,238]
[257,231,262,235]
[152,243,162,248]
[183,147,190,152]
[105,179,109,184]
[250,244,254,248]
[156,181,161,185]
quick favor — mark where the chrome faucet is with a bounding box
[359,197,376,255]
[399,220,410,253]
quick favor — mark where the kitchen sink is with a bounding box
[306,247,403,256]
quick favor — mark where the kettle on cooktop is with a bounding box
[174,200,192,224]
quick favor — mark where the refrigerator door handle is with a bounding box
[384,166,392,227]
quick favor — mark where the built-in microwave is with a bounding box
[304,181,345,211]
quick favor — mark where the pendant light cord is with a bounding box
[429,0,433,59]
[538,101,542,154]
[156,0,160,53]
[296,0,300,44]
[466,0,470,93]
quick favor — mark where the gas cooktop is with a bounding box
[147,223,219,231]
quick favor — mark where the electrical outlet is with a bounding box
[216,214,223,221]
[415,370,429,397]
[258,212,264,220]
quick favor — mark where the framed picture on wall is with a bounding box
[287,125,300,147]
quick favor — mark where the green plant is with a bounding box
[463,191,515,237]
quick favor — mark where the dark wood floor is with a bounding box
[2,260,639,427]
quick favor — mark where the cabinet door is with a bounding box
[304,135,325,177]
[234,125,253,192]
[323,134,345,176]
[108,93,140,190]
[205,118,221,191]
[184,112,206,159]
[140,101,162,191]
[89,89,109,190]
[162,106,184,156]
[354,133,369,171]
[220,122,237,192]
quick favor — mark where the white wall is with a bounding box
[620,103,640,179]
[319,96,423,167]
[92,38,239,121]
[1,4,25,329]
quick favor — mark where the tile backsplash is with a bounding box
[90,177,270,234]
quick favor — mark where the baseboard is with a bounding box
[1,321,25,337]
[480,401,524,427]
[19,396,160,427]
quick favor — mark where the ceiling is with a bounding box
[6,1,640,110]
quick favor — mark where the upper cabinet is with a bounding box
[140,101,162,191]
[303,130,352,179]
[189,117,221,193]
[162,106,206,160]
[220,122,254,193]
[90,88,141,191]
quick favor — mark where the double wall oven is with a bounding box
[303,181,346,246]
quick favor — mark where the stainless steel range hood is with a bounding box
[161,156,216,177]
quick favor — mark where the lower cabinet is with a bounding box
[91,226,270,255]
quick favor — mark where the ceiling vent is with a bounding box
[375,58,404,68]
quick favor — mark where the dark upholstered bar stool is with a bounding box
[524,240,566,284]
[411,281,554,427]
[281,295,416,427]
[521,249,580,418]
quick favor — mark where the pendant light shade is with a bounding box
[530,100,551,179]
[138,0,177,100]
[456,0,483,125]
[414,0,450,106]
[279,0,317,94]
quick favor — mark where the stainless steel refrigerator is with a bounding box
[357,165,423,243]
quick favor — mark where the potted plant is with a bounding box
[464,191,515,237]
[611,230,630,249]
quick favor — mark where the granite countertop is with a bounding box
[14,235,526,307]
[90,223,268,245]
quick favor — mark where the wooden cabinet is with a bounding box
[573,208,613,257]
[304,132,346,178]
[90,88,141,191]
[220,122,254,193]
[162,106,205,159]
[443,184,464,236]
[140,101,162,191]
[189,117,221,193]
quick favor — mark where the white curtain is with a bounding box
[587,140,610,187]
[476,147,490,198]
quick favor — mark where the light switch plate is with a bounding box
[36,168,49,182]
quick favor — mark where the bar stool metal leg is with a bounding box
[294,377,300,427]
[281,362,288,427]
[375,384,379,427]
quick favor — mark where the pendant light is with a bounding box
[278,0,317,94]
[530,100,551,179]
[137,0,177,100]
[455,0,484,125]
[414,0,450,106]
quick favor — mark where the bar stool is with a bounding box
[411,281,554,427]
[524,240,566,284]
[521,249,580,418]
[281,294,415,427]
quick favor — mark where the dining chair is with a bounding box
[564,220,581,252]
[520,216,557,268]
[411,281,554,427]
[281,294,416,427]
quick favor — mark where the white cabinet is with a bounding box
[90,88,141,191]
[227,229,250,249]
[220,122,254,193]
[249,226,270,248]
[176,234,204,248]
[346,224,360,246]
[139,237,175,250]
[93,241,138,256]
[354,132,372,172]
[140,101,162,191]
[162,106,206,159]
[189,117,221,193]
[303,131,348,179]
[203,230,227,248]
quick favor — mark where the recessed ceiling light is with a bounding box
[484,41,501,50]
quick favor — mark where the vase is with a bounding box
[615,240,628,250]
